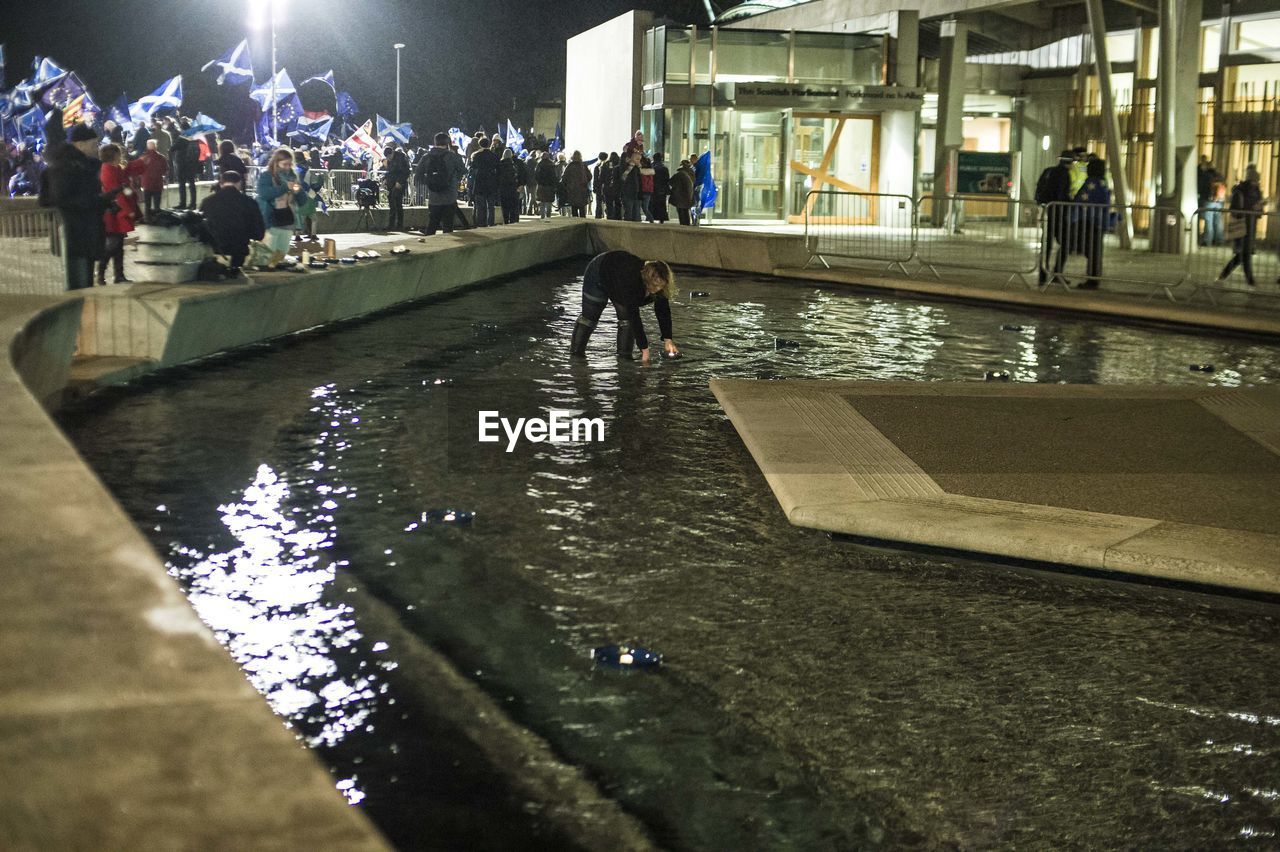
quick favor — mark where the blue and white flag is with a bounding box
[181,112,226,138]
[249,68,295,110]
[40,71,88,110]
[15,106,45,141]
[106,94,133,130]
[505,119,523,157]
[291,114,333,141]
[335,90,358,117]
[276,93,304,129]
[255,109,278,148]
[448,127,468,156]
[134,75,183,119]
[202,39,254,86]
[31,56,69,87]
[376,115,412,146]
[693,150,717,214]
[548,122,562,155]
[301,70,336,93]
[9,78,38,110]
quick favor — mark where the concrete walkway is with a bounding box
[712,378,1280,594]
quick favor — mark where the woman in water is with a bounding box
[570,250,680,363]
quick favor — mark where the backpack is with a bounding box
[425,151,450,193]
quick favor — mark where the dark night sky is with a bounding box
[3,0,717,140]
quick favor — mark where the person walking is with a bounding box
[1071,158,1111,290]
[421,132,466,235]
[570,250,680,363]
[562,150,592,218]
[498,148,522,224]
[383,145,411,231]
[534,151,558,220]
[199,170,265,275]
[469,137,500,228]
[669,159,695,226]
[45,123,121,290]
[1034,150,1075,286]
[650,153,670,224]
[139,139,169,218]
[1218,164,1265,286]
[255,147,309,268]
[97,143,147,285]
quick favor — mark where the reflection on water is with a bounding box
[60,263,1280,849]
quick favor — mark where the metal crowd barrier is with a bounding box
[1186,209,1279,305]
[916,194,1042,288]
[1042,201,1187,301]
[803,190,915,274]
[0,208,65,296]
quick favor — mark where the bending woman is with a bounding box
[571,250,680,362]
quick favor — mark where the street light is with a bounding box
[250,0,288,142]
[394,43,406,125]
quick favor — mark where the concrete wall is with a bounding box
[566,11,653,159]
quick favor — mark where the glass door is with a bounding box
[789,113,879,223]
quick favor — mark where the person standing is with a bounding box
[470,137,500,228]
[638,156,656,223]
[46,124,121,290]
[139,139,169,218]
[215,139,248,189]
[1071,158,1111,290]
[562,150,592,218]
[669,159,695,226]
[1218,164,1265,286]
[1034,150,1075,286]
[602,152,622,220]
[97,143,147,285]
[618,152,642,222]
[570,250,680,363]
[255,147,309,267]
[650,153,670,224]
[383,145,411,231]
[1202,173,1226,247]
[200,170,264,274]
[171,120,200,209]
[622,130,645,162]
[421,132,466,235]
[498,148,522,224]
[591,152,608,219]
[534,150,558,220]
[523,152,539,215]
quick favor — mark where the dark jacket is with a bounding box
[384,151,411,192]
[171,135,200,179]
[498,157,521,194]
[46,145,115,259]
[1035,163,1072,206]
[562,160,592,207]
[216,153,248,182]
[669,166,695,208]
[1229,180,1263,216]
[199,185,266,259]
[535,157,558,202]
[618,163,640,201]
[596,250,672,351]
[470,148,499,196]
[652,162,671,196]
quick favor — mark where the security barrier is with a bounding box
[0,208,64,296]
[803,190,915,274]
[1042,201,1187,301]
[916,194,1042,287]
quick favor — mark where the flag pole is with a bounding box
[270,0,278,143]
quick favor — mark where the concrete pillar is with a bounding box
[1085,0,1134,247]
[895,10,920,88]
[1152,0,1190,251]
[931,19,966,226]
[1174,0,1206,218]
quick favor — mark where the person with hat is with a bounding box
[45,122,122,290]
[1034,150,1076,286]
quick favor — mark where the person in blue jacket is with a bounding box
[1072,157,1111,290]
[255,147,310,268]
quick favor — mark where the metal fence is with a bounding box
[803,190,1280,306]
[804,191,915,274]
[0,207,65,296]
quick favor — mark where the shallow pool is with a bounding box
[61,262,1280,849]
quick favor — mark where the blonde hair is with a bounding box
[643,260,676,300]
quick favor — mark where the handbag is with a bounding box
[271,204,295,228]
[1224,214,1247,241]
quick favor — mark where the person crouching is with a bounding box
[200,170,265,275]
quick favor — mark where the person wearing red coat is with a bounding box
[98,143,146,285]
[139,139,170,216]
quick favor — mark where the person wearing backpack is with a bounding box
[1035,150,1075,286]
[419,132,466,235]
[470,136,500,228]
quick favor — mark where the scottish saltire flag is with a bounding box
[249,68,295,110]
[301,70,335,93]
[343,120,381,163]
[335,91,358,117]
[15,107,45,140]
[134,75,183,119]
[505,119,523,156]
[291,114,333,141]
[448,127,468,156]
[180,112,226,138]
[202,40,254,86]
[376,115,412,146]
[693,151,717,213]
[9,78,37,110]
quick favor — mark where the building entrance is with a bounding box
[789,113,879,224]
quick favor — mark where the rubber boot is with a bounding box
[616,320,635,360]
[570,322,592,358]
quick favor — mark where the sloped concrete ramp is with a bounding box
[711,379,1280,594]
